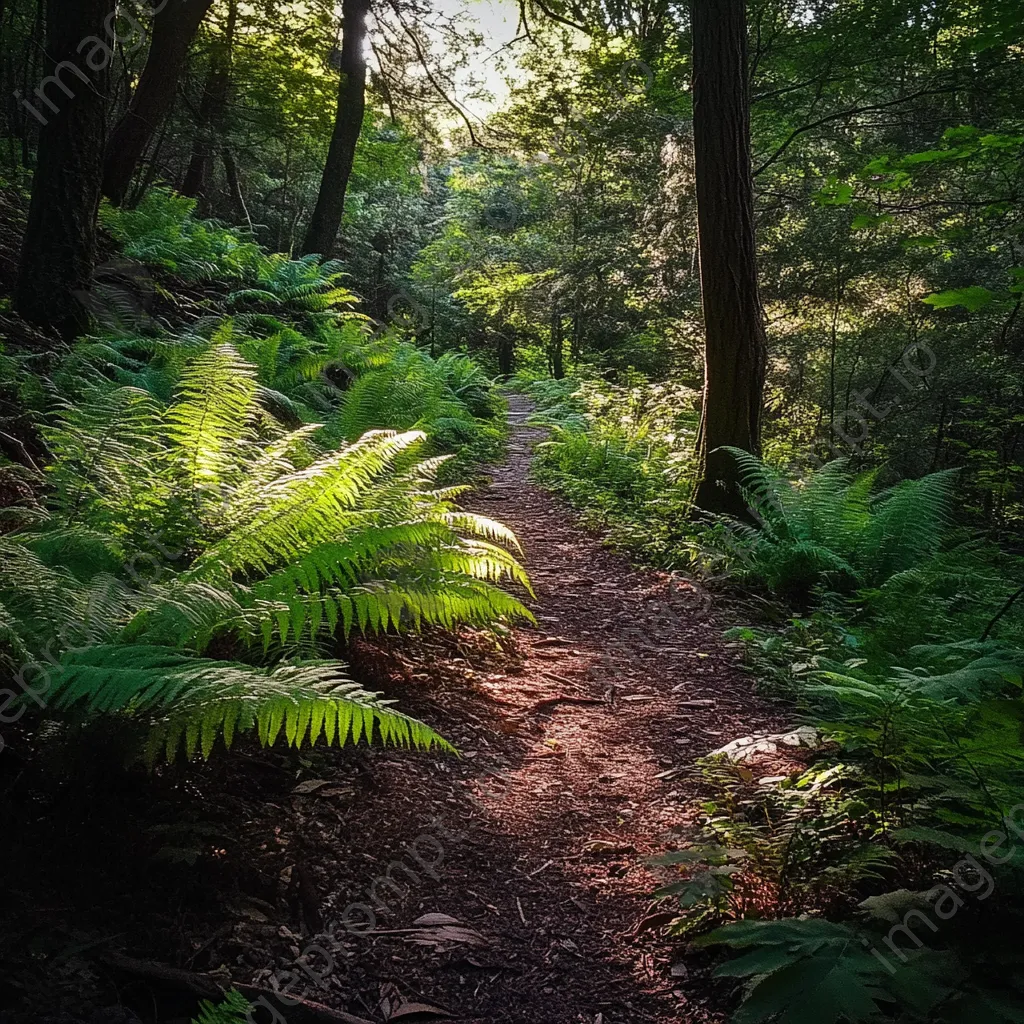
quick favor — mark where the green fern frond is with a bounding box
[445,511,525,552]
[42,383,166,530]
[191,990,251,1024]
[165,342,259,493]
[227,255,359,314]
[9,337,522,763]
[192,430,427,576]
[47,645,454,762]
[716,452,956,602]
[858,469,956,579]
[248,527,532,645]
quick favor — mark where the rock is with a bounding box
[711,725,820,762]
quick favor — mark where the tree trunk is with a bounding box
[180,61,225,208]
[301,0,370,257]
[15,0,116,340]
[0,1,7,117]
[496,331,514,377]
[690,0,768,516]
[13,0,46,168]
[181,0,236,213]
[221,147,253,231]
[102,0,215,205]
[549,302,565,380]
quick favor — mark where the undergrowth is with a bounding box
[0,189,525,764]
[674,462,1024,1020]
[523,372,1024,1021]
[523,373,701,566]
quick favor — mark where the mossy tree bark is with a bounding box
[690,0,768,516]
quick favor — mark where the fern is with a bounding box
[100,188,267,282]
[5,342,527,761]
[719,449,957,603]
[191,990,252,1024]
[165,340,259,494]
[48,645,453,762]
[434,351,502,418]
[41,382,166,532]
[228,253,361,315]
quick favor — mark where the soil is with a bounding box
[0,397,795,1024]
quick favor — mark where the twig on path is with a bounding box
[516,897,529,926]
[530,694,605,715]
[528,859,554,877]
[540,671,582,687]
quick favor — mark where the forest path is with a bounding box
[1,397,789,1024]
[296,396,786,1023]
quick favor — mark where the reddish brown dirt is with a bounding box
[0,398,790,1024]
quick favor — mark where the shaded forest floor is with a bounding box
[0,397,798,1024]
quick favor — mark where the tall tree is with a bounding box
[15,0,116,339]
[181,0,237,211]
[690,0,768,515]
[102,0,215,205]
[301,0,370,257]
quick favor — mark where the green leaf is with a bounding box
[922,287,995,312]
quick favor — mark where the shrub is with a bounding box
[100,188,268,282]
[526,375,699,565]
[228,252,362,316]
[716,450,957,605]
[321,342,507,475]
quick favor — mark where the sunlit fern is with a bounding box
[719,447,956,601]
[228,253,361,314]
[3,344,530,761]
[48,646,453,762]
[324,343,478,441]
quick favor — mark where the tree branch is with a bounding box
[981,585,1024,641]
[386,0,483,146]
[754,85,960,177]
[529,0,589,34]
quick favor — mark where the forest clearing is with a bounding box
[1,0,1023,1022]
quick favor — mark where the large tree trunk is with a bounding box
[180,60,228,209]
[102,0,215,205]
[15,0,116,340]
[301,0,370,257]
[690,0,768,516]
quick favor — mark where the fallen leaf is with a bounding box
[407,924,489,948]
[583,839,634,855]
[633,910,677,935]
[412,913,462,927]
[387,1002,452,1020]
[292,779,332,794]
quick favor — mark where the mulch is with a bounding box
[0,399,796,1024]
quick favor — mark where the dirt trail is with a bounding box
[286,396,783,1023]
[1,398,787,1024]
